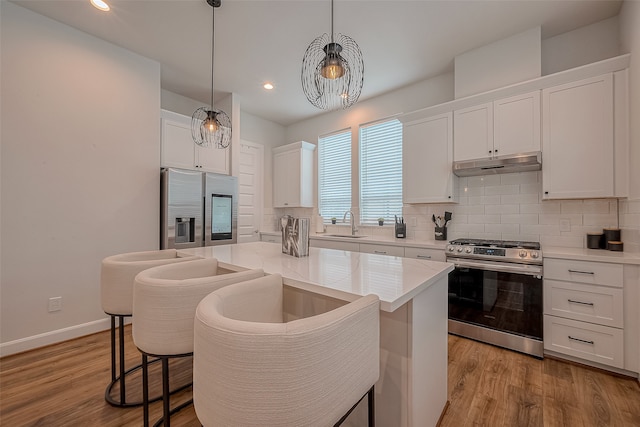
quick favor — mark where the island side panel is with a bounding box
[409,274,449,426]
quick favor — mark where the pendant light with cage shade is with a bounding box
[192,0,231,149]
[301,0,364,110]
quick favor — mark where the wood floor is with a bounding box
[1,327,639,426]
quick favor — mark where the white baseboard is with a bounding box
[0,318,125,358]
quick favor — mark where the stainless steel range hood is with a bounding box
[452,152,541,177]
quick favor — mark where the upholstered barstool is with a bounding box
[193,274,380,427]
[132,258,265,427]
[100,249,201,407]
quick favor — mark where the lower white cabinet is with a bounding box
[404,247,446,262]
[543,258,626,370]
[260,233,281,244]
[359,243,404,257]
[310,239,360,252]
[544,315,624,368]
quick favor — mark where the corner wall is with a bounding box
[619,1,640,253]
[0,3,161,355]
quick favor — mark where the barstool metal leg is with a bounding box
[110,316,116,383]
[368,386,375,427]
[162,357,171,427]
[143,354,149,427]
[118,315,126,405]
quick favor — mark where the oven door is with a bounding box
[447,258,543,341]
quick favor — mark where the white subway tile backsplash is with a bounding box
[485,184,519,196]
[460,186,485,197]
[500,214,538,225]
[485,204,519,214]
[485,223,519,234]
[519,183,540,195]
[468,214,500,224]
[401,171,624,250]
[500,193,539,204]
[560,200,585,214]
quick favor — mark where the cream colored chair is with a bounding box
[132,258,265,427]
[193,274,380,427]
[100,249,201,407]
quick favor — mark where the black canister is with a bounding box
[586,233,604,249]
[603,228,621,249]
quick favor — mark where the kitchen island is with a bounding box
[179,241,453,427]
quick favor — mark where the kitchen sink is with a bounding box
[326,234,367,238]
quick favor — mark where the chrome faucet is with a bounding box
[343,210,358,236]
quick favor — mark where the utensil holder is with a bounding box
[434,226,447,241]
[395,223,406,238]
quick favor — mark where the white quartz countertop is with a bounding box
[178,241,453,312]
[260,230,448,250]
[544,246,640,265]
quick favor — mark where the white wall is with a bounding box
[543,16,620,76]
[0,2,161,355]
[619,0,640,253]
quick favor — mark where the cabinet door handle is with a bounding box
[417,255,432,259]
[568,269,595,275]
[568,336,594,345]
[567,299,594,306]
[374,251,387,255]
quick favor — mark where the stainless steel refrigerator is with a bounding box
[160,168,238,249]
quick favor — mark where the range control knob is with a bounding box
[448,246,455,252]
[456,247,463,253]
[465,247,472,254]
[519,250,528,258]
[531,251,540,259]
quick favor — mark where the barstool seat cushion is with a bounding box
[193,274,380,427]
[133,259,265,356]
[101,249,200,316]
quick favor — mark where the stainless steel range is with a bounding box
[446,238,543,357]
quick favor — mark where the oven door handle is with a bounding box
[448,258,543,276]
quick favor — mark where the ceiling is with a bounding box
[10,0,623,126]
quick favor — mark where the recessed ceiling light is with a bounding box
[263,83,274,90]
[90,0,110,12]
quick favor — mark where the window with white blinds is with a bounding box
[318,129,351,221]
[359,119,403,223]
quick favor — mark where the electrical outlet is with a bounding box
[48,297,62,312]
[559,218,571,232]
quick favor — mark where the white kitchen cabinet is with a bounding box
[273,141,315,208]
[359,243,404,257]
[310,238,359,252]
[260,233,282,243]
[403,113,457,203]
[161,109,230,174]
[543,257,626,369]
[453,102,493,161]
[404,247,446,262]
[453,91,540,162]
[541,74,615,199]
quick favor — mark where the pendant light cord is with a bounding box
[330,0,334,43]
[210,3,215,110]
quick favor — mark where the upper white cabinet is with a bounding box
[273,141,315,208]
[541,74,615,199]
[403,112,457,203]
[453,91,541,162]
[161,109,230,175]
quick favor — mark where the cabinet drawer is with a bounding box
[404,247,445,262]
[544,258,623,287]
[260,234,282,243]
[544,315,623,368]
[359,243,404,257]
[544,280,623,328]
[310,239,360,252]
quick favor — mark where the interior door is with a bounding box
[237,140,264,243]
